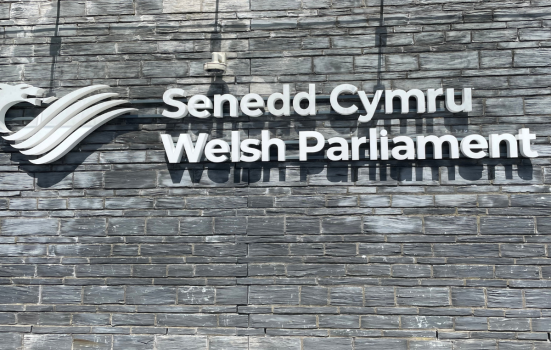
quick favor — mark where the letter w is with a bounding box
[161,133,208,163]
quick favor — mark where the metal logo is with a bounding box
[0,84,136,164]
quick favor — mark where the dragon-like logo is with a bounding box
[0,84,137,164]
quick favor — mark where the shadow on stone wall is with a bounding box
[2,144,539,189]
[159,159,537,188]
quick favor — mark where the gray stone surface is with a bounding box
[41,286,82,304]
[0,0,547,347]
[155,336,207,350]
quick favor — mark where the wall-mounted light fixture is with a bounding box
[203,52,227,75]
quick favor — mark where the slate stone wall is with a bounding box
[0,0,550,349]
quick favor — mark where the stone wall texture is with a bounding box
[0,0,550,349]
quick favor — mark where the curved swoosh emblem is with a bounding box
[29,108,138,164]
[4,85,109,141]
[20,100,129,155]
[0,85,136,164]
[13,93,119,150]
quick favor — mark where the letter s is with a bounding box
[162,88,188,119]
